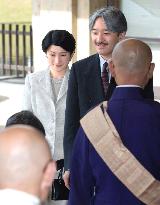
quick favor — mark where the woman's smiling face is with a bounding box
[46,45,72,73]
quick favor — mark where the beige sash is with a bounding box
[80,101,160,205]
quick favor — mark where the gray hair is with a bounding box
[89,6,127,33]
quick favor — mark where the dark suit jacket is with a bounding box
[63,53,154,169]
[68,87,160,205]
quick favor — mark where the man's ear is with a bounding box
[108,59,116,78]
[147,63,155,79]
[118,32,126,41]
[40,161,56,202]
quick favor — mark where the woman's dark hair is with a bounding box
[42,30,76,54]
[6,110,46,136]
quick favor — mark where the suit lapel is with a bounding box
[38,68,56,106]
[106,77,117,100]
[86,54,104,102]
[82,54,117,101]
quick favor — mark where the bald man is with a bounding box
[68,39,160,205]
[0,125,56,205]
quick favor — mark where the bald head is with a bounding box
[109,38,154,86]
[0,125,55,201]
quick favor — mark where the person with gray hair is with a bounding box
[89,6,127,34]
[0,125,56,205]
[63,6,154,188]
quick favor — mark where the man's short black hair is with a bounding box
[6,110,45,136]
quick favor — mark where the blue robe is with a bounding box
[68,87,160,205]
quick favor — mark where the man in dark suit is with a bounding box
[63,6,154,187]
[68,38,159,205]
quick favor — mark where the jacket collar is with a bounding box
[86,54,104,100]
[110,87,144,101]
[38,67,70,102]
[57,68,70,101]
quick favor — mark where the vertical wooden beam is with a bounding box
[22,25,26,77]
[71,0,77,63]
[29,25,33,73]
[2,24,5,75]
[90,0,108,14]
[8,24,12,75]
[107,0,120,7]
[15,24,19,77]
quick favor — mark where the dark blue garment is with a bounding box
[68,87,160,205]
[64,53,154,170]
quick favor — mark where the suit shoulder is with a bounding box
[152,100,160,108]
[142,99,160,114]
[26,69,48,80]
[72,54,99,68]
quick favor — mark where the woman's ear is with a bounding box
[108,58,116,78]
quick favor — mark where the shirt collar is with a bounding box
[0,189,40,205]
[99,55,107,73]
[116,85,142,88]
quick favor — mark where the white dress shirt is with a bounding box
[99,55,111,82]
[0,189,40,205]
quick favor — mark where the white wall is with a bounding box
[32,0,91,71]
[121,0,160,89]
[32,1,73,71]
[76,0,90,60]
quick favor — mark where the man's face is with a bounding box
[91,17,123,60]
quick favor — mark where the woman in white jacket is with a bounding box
[23,30,76,205]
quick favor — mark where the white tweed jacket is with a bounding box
[23,68,70,160]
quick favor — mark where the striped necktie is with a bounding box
[101,62,109,97]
